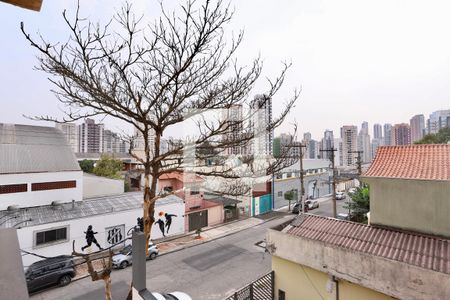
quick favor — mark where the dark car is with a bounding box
[25,255,76,293]
[292,202,302,214]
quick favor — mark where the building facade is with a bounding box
[250,95,273,156]
[55,123,78,153]
[373,123,383,140]
[77,118,104,153]
[340,125,358,166]
[427,109,450,134]
[410,114,425,143]
[383,123,392,146]
[391,123,411,145]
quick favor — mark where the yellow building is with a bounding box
[267,145,450,300]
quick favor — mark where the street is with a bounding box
[30,196,348,300]
[31,216,294,300]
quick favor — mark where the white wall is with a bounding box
[0,171,83,210]
[18,200,185,267]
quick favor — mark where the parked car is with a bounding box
[152,291,192,300]
[25,255,75,293]
[306,200,319,210]
[292,202,301,214]
[337,213,350,220]
[112,242,159,269]
[335,192,346,200]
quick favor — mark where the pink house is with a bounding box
[159,172,224,232]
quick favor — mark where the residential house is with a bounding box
[266,144,450,300]
[159,172,224,232]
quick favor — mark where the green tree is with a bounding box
[415,127,450,144]
[344,185,370,223]
[79,159,95,173]
[284,189,298,211]
[93,155,123,179]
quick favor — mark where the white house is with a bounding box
[0,124,83,210]
[5,192,184,267]
[0,124,185,267]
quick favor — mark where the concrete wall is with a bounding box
[364,177,450,238]
[0,171,83,210]
[273,256,392,300]
[18,200,185,267]
[268,228,450,300]
[83,173,124,199]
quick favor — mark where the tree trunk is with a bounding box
[104,275,112,300]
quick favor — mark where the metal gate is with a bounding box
[188,210,208,232]
[225,271,274,300]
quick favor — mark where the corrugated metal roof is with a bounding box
[0,192,183,228]
[286,214,450,275]
[363,145,450,180]
[0,124,80,174]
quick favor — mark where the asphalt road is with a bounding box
[30,216,294,300]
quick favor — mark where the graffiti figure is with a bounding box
[164,213,177,234]
[137,217,144,232]
[154,218,166,237]
[81,225,102,251]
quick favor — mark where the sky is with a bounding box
[1,0,450,140]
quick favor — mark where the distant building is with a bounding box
[358,122,372,163]
[308,140,320,159]
[340,125,358,166]
[410,114,425,142]
[391,123,411,145]
[103,129,128,153]
[77,118,104,153]
[250,95,273,156]
[334,138,343,166]
[55,123,78,153]
[427,109,450,134]
[373,123,383,140]
[383,123,392,146]
[371,138,382,160]
[321,130,334,160]
[222,104,251,156]
[274,133,301,158]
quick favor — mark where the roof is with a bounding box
[364,145,450,180]
[286,214,450,275]
[0,192,183,229]
[0,124,80,174]
[159,172,204,183]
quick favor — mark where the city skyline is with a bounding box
[2,0,450,138]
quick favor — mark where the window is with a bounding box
[277,191,283,197]
[278,290,286,300]
[31,180,76,191]
[190,189,200,195]
[0,183,27,194]
[34,226,68,247]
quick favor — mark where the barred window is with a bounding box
[35,226,68,247]
[0,183,27,194]
[31,180,76,191]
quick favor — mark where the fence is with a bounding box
[225,271,274,300]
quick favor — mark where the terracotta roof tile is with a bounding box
[286,214,450,275]
[363,144,450,180]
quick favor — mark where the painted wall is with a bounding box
[252,194,272,216]
[18,200,184,267]
[0,171,83,210]
[83,173,124,199]
[364,177,450,238]
[272,256,394,300]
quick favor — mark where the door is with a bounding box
[188,210,208,232]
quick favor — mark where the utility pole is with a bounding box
[292,143,307,213]
[320,147,337,218]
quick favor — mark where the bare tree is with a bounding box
[21,0,299,294]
